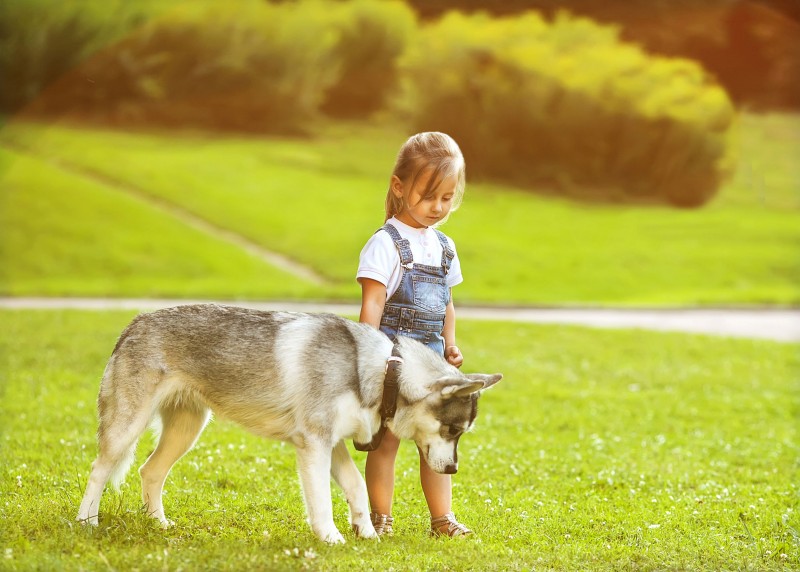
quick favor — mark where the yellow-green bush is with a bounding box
[0,0,158,113]
[10,0,414,133]
[321,0,416,117]
[400,11,736,206]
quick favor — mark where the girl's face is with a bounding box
[392,169,457,229]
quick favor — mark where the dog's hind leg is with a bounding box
[330,441,377,539]
[139,397,210,527]
[77,378,155,525]
[295,438,345,544]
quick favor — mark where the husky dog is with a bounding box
[76,304,501,543]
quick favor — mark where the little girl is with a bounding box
[357,132,471,537]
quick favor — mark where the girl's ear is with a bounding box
[390,175,404,198]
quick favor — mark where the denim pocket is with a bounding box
[412,275,448,313]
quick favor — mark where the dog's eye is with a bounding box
[448,425,462,437]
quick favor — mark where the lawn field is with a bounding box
[1,310,797,570]
[1,113,798,305]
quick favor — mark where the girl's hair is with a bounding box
[385,132,465,225]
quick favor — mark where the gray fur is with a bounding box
[76,304,501,543]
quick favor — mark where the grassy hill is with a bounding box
[1,113,797,305]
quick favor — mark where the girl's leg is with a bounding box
[365,430,401,515]
[420,451,472,536]
[418,451,452,517]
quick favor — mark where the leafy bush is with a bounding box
[22,1,340,132]
[400,11,736,207]
[321,0,416,117]
[0,0,157,113]
[7,0,414,132]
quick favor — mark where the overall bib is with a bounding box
[378,224,455,356]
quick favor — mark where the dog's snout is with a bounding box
[443,463,458,474]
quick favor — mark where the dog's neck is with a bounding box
[353,345,402,451]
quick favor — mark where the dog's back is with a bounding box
[103,305,387,439]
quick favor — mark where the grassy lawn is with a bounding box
[1,113,798,305]
[1,309,797,570]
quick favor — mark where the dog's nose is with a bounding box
[443,463,458,474]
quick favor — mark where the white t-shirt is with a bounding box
[357,217,463,299]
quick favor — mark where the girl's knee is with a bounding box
[370,433,400,458]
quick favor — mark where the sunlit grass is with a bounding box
[1,309,797,570]
[0,147,332,299]
[0,113,798,304]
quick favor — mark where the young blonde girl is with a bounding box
[357,132,471,537]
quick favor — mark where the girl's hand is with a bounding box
[445,345,463,368]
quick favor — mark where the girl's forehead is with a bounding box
[412,166,458,192]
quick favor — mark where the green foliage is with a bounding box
[0,0,164,112]
[321,0,416,117]
[1,310,798,570]
[5,0,415,133]
[25,1,339,132]
[400,11,736,207]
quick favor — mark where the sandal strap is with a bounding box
[430,512,472,537]
[370,511,394,535]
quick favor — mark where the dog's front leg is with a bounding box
[295,438,345,544]
[330,441,377,539]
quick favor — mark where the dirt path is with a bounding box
[2,297,797,343]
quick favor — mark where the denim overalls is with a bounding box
[378,223,455,356]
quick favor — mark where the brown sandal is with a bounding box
[370,511,394,536]
[430,512,472,537]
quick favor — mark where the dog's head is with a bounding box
[389,338,502,474]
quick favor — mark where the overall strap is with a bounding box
[378,224,413,267]
[433,229,454,274]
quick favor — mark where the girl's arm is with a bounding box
[359,278,387,329]
[443,291,463,368]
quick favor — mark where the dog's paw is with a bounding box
[158,519,175,529]
[318,528,346,545]
[324,531,346,545]
[352,521,379,540]
[76,515,99,527]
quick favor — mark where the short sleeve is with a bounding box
[445,237,463,289]
[356,231,399,287]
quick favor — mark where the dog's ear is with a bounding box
[464,373,503,391]
[435,376,486,399]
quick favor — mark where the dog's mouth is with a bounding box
[424,445,459,474]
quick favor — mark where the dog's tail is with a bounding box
[108,446,137,491]
[96,354,162,491]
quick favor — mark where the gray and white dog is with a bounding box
[77,304,502,543]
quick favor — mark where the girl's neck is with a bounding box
[394,212,428,230]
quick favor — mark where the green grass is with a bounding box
[1,309,797,570]
[1,113,798,305]
[0,147,330,300]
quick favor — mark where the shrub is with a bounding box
[23,1,344,132]
[0,0,156,113]
[321,0,416,118]
[10,0,415,133]
[399,11,736,207]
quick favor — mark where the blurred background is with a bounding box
[0,0,798,306]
